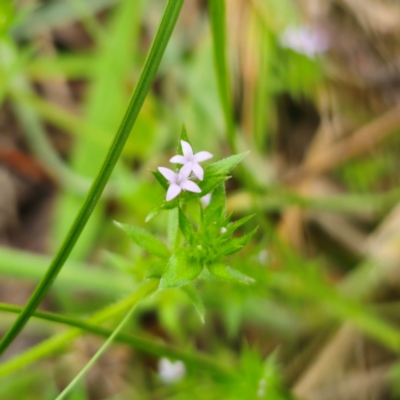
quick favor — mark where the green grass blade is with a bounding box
[54,0,145,261]
[0,282,234,379]
[208,0,236,152]
[54,303,143,399]
[0,247,131,295]
[0,281,158,378]
[0,0,184,355]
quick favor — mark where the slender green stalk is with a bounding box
[0,280,234,379]
[55,302,145,399]
[0,246,132,295]
[0,0,184,355]
[0,301,235,378]
[208,0,236,153]
[0,281,157,377]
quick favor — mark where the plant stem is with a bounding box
[0,300,235,379]
[0,281,158,377]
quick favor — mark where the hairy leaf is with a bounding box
[115,222,170,258]
[215,227,258,258]
[151,169,169,190]
[159,248,202,289]
[181,284,205,323]
[222,214,255,237]
[205,152,249,177]
[145,195,179,222]
[204,184,226,227]
[208,263,254,284]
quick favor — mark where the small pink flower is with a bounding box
[158,163,201,201]
[170,140,213,181]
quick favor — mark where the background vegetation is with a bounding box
[1,0,400,398]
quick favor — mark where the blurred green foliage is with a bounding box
[0,0,400,398]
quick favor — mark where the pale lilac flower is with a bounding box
[170,140,213,181]
[200,193,211,207]
[279,26,329,58]
[158,358,186,384]
[158,163,201,201]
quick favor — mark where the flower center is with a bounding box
[185,155,194,163]
[176,174,184,185]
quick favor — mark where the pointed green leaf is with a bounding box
[198,175,228,196]
[222,212,233,226]
[178,208,196,245]
[151,169,169,190]
[234,226,258,247]
[183,176,228,204]
[115,222,170,258]
[204,184,226,226]
[178,124,191,155]
[214,242,243,258]
[215,227,258,258]
[205,152,249,177]
[222,214,255,237]
[146,198,165,222]
[208,263,254,284]
[159,248,202,289]
[146,195,179,222]
[181,284,205,323]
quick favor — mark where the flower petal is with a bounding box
[181,179,201,193]
[179,163,193,179]
[166,184,181,201]
[193,151,213,163]
[181,140,193,157]
[200,193,211,207]
[169,155,186,164]
[158,167,177,183]
[192,162,204,180]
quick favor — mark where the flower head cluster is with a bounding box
[158,141,213,201]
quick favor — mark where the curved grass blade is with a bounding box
[0,281,158,378]
[0,0,185,355]
[0,246,132,295]
[54,302,140,399]
[0,301,233,378]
